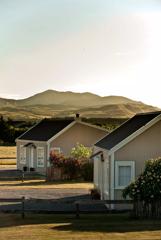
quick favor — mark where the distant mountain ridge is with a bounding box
[0,89,160,120]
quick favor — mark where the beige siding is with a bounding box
[50,122,107,156]
[16,140,47,174]
[114,119,161,201]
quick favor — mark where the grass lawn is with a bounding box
[0,213,161,240]
[0,146,16,158]
[0,146,16,166]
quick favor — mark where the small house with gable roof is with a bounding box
[93,111,161,208]
[16,115,108,175]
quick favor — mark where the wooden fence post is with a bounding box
[22,196,25,219]
[76,203,80,219]
[21,170,24,182]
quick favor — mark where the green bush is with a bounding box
[81,162,93,181]
[123,157,161,201]
[62,157,81,180]
[70,143,92,160]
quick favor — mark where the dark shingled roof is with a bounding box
[95,111,161,150]
[18,118,74,141]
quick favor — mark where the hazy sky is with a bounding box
[1,0,161,107]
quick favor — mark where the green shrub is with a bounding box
[90,188,100,200]
[70,143,92,160]
[62,157,81,180]
[123,157,161,201]
[81,162,93,181]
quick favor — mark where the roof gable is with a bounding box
[17,118,74,141]
[95,111,161,150]
[17,118,107,142]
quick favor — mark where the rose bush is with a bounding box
[49,152,81,180]
[49,152,64,168]
[123,157,161,201]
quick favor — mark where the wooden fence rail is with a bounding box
[0,197,25,219]
[0,198,134,219]
[75,200,133,218]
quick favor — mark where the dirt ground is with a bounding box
[0,180,95,212]
[0,180,93,199]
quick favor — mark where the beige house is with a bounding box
[16,116,107,175]
[93,111,161,208]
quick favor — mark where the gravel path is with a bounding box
[0,169,107,213]
[0,188,90,199]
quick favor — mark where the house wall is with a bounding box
[16,140,47,174]
[114,119,161,202]
[50,122,107,156]
[93,146,110,200]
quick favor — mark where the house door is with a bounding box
[29,148,34,169]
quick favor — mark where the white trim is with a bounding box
[101,158,105,200]
[47,121,76,144]
[20,145,26,164]
[37,147,45,168]
[110,153,114,204]
[104,191,109,198]
[47,143,50,168]
[77,121,109,132]
[29,148,34,168]
[93,155,99,187]
[108,114,161,154]
[16,139,46,143]
[108,153,115,209]
[115,161,135,189]
[50,147,61,154]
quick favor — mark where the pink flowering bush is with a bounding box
[49,152,64,168]
[49,152,81,180]
[123,157,161,201]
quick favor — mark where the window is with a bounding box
[20,145,26,164]
[115,161,135,189]
[50,147,61,155]
[37,147,45,167]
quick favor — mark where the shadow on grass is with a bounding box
[0,213,161,233]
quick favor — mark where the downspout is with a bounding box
[110,152,115,209]
[100,153,105,200]
[46,142,50,179]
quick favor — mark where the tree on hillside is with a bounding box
[0,116,15,143]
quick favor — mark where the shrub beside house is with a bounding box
[47,143,93,181]
[123,157,161,218]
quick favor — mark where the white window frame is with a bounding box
[50,147,61,155]
[115,161,135,189]
[37,147,45,168]
[20,145,26,164]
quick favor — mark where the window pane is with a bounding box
[20,146,26,164]
[37,148,44,167]
[118,166,131,186]
[50,148,60,155]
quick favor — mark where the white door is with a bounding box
[29,148,34,169]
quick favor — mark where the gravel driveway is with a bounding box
[0,188,90,199]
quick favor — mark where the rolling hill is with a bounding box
[0,89,160,120]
